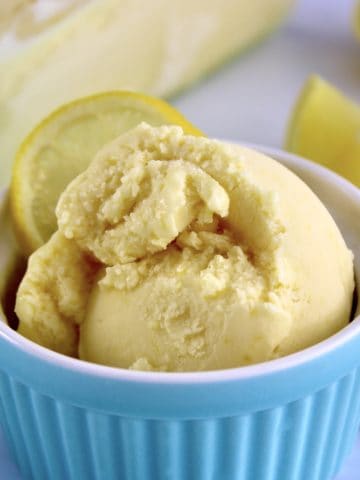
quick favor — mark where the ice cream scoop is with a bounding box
[15,124,354,371]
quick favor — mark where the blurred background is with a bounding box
[174,0,359,146]
[0,0,295,167]
[0,0,359,185]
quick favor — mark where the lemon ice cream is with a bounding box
[15,124,354,371]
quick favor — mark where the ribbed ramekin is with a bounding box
[0,146,360,480]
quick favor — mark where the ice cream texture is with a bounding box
[15,124,354,371]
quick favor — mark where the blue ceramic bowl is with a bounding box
[0,146,360,480]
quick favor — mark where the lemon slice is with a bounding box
[10,91,202,256]
[285,75,360,187]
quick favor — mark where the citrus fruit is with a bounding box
[285,75,360,187]
[10,91,202,255]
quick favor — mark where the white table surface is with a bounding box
[1,0,360,478]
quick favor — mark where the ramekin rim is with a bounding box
[1,315,360,384]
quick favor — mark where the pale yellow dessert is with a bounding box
[15,124,354,371]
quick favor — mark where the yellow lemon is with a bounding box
[10,91,202,256]
[285,75,360,187]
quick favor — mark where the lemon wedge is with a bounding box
[285,75,360,187]
[10,91,202,256]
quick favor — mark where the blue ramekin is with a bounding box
[0,146,360,480]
